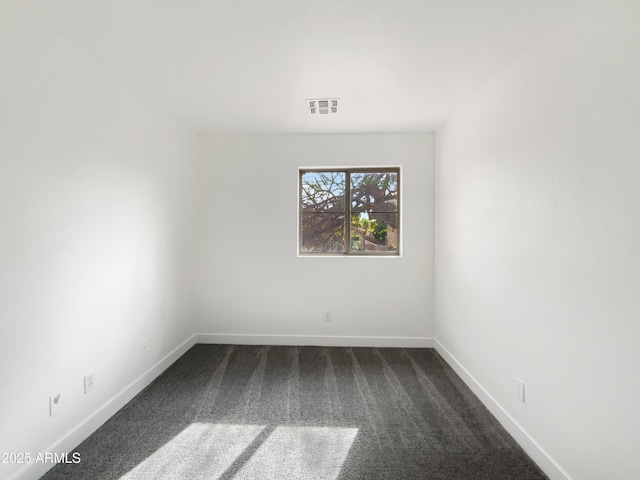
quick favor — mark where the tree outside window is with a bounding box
[299,168,399,255]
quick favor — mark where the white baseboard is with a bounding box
[10,334,198,480]
[434,339,572,480]
[197,333,434,348]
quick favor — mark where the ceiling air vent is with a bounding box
[307,98,339,115]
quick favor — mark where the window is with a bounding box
[299,168,400,255]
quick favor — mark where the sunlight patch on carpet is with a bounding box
[119,423,265,479]
[234,426,358,480]
[118,423,358,480]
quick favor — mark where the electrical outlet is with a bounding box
[324,312,332,322]
[49,394,62,417]
[516,378,525,402]
[84,372,95,394]
[140,339,148,356]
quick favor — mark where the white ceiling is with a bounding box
[14,0,579,133]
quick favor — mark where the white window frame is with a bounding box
[298,167,401,256]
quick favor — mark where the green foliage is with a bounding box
[372,220,388,242]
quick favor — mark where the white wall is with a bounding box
[0,4,197,479]
[435,1,640,479]
[195,133,434,346]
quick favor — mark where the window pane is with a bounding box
[299,168,399,255]
[350,213,398,252]
[301,172,346,212]
[350,172,397,213]
[301,213,345,253]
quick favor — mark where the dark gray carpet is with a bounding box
[40,345,547,479]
